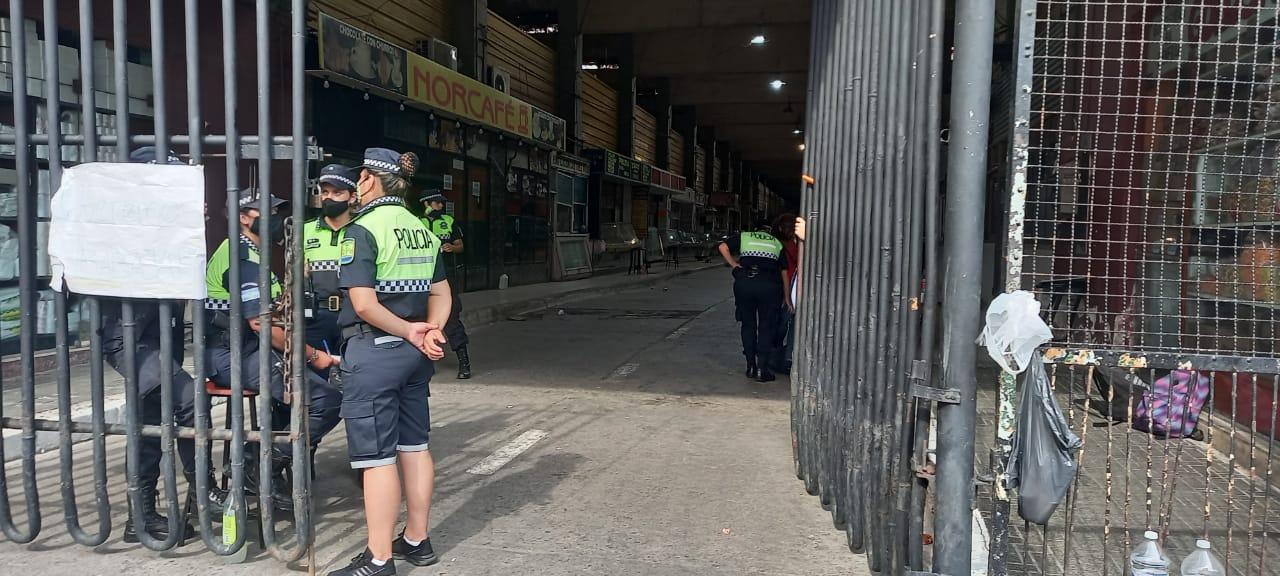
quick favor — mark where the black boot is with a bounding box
[124,483,192,544]
[746,359,759,380]
[757,356,776,382]
[456,345,472,380]
[184,472,228,518]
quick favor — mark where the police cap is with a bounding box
[129,146,182,164]
[237,187,288,212]
[363,147,406,175]
[317,164,357,191]
[419,190,446,204]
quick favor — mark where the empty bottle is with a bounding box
[1180,539,1225,576]
[1131,530,1171,576]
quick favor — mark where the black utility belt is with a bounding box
[341,321,422,343]
[320,294,343,312]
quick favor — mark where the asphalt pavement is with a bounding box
[0,268,868,575]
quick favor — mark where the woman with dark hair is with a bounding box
[330,148,452,576]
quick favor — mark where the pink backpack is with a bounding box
[1133,370,1211,438]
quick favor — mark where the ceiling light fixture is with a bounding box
[749,35,767,46]
[798,143,806,151]
[792,128,803,135]
[769,79,786,91]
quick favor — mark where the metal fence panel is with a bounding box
[992,1,1280,574]
[0,0,315,564]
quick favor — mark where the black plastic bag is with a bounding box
[1005,354,1083,524]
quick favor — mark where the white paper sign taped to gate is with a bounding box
[49,163,207,299]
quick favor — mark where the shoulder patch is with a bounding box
[339,238,356,265]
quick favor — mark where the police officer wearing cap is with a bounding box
[204,187,342,507]
[304,164,359,363]
[106,147,225,544]
[419,190,472,379]
[718,217,789,382]
[328,148,449,576]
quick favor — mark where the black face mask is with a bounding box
[427,208,443,219]
[252,214,286,242]
[321,198,350,219]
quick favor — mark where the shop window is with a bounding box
[555,172,588,234]
[504,167,551,265]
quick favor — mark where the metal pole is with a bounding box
[933,0,996,573]
[254,0,278,540]
[293,2,317,570]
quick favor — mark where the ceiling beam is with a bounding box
[581,0,810,34]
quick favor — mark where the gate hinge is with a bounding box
[910,382,960,404]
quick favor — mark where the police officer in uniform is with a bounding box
[204,188,342,506]
[328,148,450,576]
[110,147,226,543]
[304,164,358,362]
[718,218,789,382]
[419,190,471,379]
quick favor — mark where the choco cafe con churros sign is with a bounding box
[318,13,566,150]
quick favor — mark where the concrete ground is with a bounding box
[0,269,868,575]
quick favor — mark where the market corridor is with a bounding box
[0,269,866,576]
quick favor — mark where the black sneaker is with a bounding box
[392,533,439,567]
[328,549,396,576]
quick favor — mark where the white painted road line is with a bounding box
[466,429,550,475]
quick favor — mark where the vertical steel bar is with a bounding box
[149,0,185,550]
[113,0,128,161]
[988,0,1037,572]
[290,0,316,563]
[909,0,947,568]
[0,0,34,545]
[254,0,278,540]
[933,0,995,572]
[87,296,111,543]
[222,0,251,555]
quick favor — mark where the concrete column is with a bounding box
[556,0,584,154]
[673,106,697,179]
[614,34,636,156]
[452,0,488,79]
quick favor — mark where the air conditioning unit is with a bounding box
[414,37,458,71]
[489,66,511,95]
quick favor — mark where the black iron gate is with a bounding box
[988,1,1280,575]
[793,0,995,574]
[0,0,315,564]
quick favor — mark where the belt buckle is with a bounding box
[326,295,341,311]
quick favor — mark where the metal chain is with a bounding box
[279,218,296,403]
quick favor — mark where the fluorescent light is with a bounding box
[749,35,767,46]
[792,128,803,135]
[769,79,786,90]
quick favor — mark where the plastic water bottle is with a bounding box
[1130,530,1171,576]
[1180,539,1225,576]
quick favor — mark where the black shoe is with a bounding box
[746,361,759,380]
[757,367,777,382]
[327,549,396,576]
[392,533,439,567]
[456,346,473,379]
[187,481,228,517]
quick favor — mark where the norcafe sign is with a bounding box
[319,13,566,149]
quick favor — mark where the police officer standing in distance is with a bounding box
[719,218,789,382]
[420,190,472,379]
[329,148,450,576]
[304,164,359,363]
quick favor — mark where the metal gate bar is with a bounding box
[0,0,315,563]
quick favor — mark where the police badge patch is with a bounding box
[339,238,356,265]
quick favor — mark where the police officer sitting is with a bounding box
[718,218,789,382]
[106,147,226,544]
[420,190,472,379]
[204,188,342,507]
[304,164,358,366]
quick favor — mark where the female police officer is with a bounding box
[329,148,451,576]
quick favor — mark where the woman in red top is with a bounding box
[772,213,801,372]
